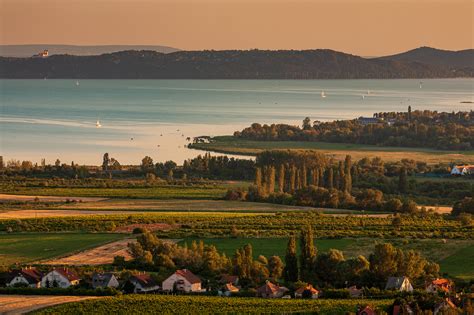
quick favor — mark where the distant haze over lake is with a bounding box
[1,79,472,165]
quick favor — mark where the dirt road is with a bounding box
[0,295,101,314]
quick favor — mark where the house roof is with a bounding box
[295,284,319,295]
[385,276,409,290]
[92,273,116,287]
[175,269,201,284]
[224,283,239,292]
[131,274,158,288]
[53,268,79,282]
[220,274,238,284]
[257,281,288,295]
[431,278,450,286]
[9,267,42,284]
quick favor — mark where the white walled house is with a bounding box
[451,165,474,176]
[41,268,80,288]
[385,276,413,292]
[92,272,120,289]
[7,267,42,288]
[162,269,202,293]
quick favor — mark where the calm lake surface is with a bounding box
[1,79,473,165]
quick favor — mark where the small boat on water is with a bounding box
[321,91,326,98]
[76,81,80,86]
[96,120,102,128]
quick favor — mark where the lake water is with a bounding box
[1,79,473,165]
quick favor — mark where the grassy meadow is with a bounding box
[191,136,474,164]
[0,233,125,265]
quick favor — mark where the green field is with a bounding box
[181,237,474,279]
[191,136,474,164]
[32,295,393,315]
[439,244,474,280]
[0,233,125,265]
[0,185,232,200]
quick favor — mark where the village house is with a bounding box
[426,278,452,294]
[41,268,80,288]
[92,272,120,289]
[348,285,363,298]
[219,283,240,297]
[385,276,413,292]
[256,281,289,298]
[294,284,319,299]
[7,267,42,288]
[357,116,383,125]
[450,165,474,176]
[219,274,239,286]
[162,269,202,293]
[128,274,160,293]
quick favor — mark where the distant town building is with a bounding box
[162,269,202,293]
[128,274,159,293]
[41,268,80,288]
[92,272,119,289]
[32,50,49,58]
[256,281,289,298]
[295,284,319,299]
[357,117,384,125]
[7,267,42,288]
[385,276,413,292]
[450,165,474,176]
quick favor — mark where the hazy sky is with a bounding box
[1,0,473,56]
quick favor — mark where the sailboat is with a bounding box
[362,95,365,100]
[419,81,423,89]
[76,80,80,86]
[321,91,326,98]
[96,120,102,128]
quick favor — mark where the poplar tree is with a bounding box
[300,225,317,279]
[255,167,263,195]
[302,164,308,188]
[283,235,299,282]
[278,164,285,193]
[267,166,276,194]
[398,167,408,193]
[327,168,334,190]
[319,167,325,187]
[343,155,352,193]
[338,161,345,190]
[290,165,296,192]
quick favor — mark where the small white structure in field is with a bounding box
[41,268,80,288]
[162,269,202,293]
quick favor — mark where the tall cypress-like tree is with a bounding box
[255,167,262,188]
[267,166,276,194]
[302,164,308,188]
[338,161,345,190]
[300,225,317,279]
[283,235,299,282]
[327,168,334,190]
[278,164,285,193]
[290,165,296,192]
[398,166,408,193]
[343,155,352,193]
[319,168,325,187]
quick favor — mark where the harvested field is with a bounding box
[0,194,106,203]
[0,209,140,219]
[41,238,135,265]
[0,295,101,314]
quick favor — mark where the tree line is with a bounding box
[233,109,474,150]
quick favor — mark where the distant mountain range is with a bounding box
[0,47,472,79]
[0,44,180,57]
